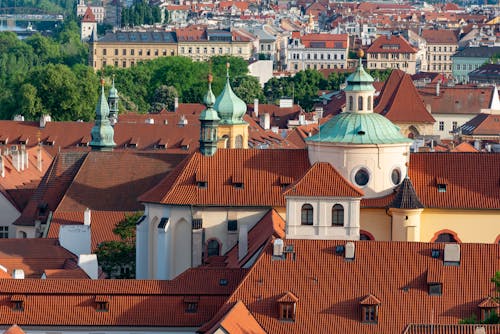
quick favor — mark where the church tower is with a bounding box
[199,74,220,156]
[306,50,413,198]
[108,77,119,126]
[213,63,249,149]
[90,80,116,151]
[80,7,97,41]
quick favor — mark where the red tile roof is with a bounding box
[422,29,458,44]
[3,325,25,334]
[367,35,416,54]
[408,153,500,209]
[81,7,96,22]
[375,70,435,123]
[458,113,500,136]
[300,33,348,49]
[224,240,500,334]
[418,85,493,115]
[139,149,311,207]
[451,142,478,152]
[404,324,500,334]
[201,301,266,334]
[0,268,246,327]
[284,162,364,197]
[43,268,89,279]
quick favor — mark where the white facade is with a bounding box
[0,195,20,238]
[432,113,476,140]
[286,196,361,240]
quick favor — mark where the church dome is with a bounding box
[214,65,247,125]
[306,112,412,145]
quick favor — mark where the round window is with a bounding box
[354,168,370,186]
[391,169,401,185]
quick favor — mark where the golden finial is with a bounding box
[100,77,105,86]
[207,73,213,83]
[357,48,364,59]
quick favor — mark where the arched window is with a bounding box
[435,233,458,243]
[207,239,220,257]
[235,135,243,148]
[332,204,344,226]
[358,96,363,111]
[221,135,229,148]
[360,230,375,240]
[348,96,353,111]
[18,231,27,239]
[301,204,313,225]
[367,96,372,110]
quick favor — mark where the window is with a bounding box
[279,303,296,321]
[12,300,24,311]
[360,233,373,240]
[197,181,207,188]
[362,305,378,324]
[391,169,401,185]
[130,49,134,56]
[154,49,158,56]
[332,204,344,226]
[185,302,198,313]
[138,49,143,56]
[188,47,192,54]
[122,49,126,55]
[219,48,223,54]
[207,239,220,257]
[301,204,313,225]
[358,96,363,110]
[452,121,457,131]
[435,233,457,242]
[354,168,370,186]
[348,96,353,111]
[180,47,185,54]
[146,50,151,56]
[367,96,372,110]
[192,219,203,230]
[96,301,109,312]
[481,308,498,322]
[227,220,237,231]
[103,49,107,56]
[437,184,447,192]
[122,61,126,68]
[114,49,118,56]
[439,121,444,131]
[0,226,8,238]
[428,283,442,296]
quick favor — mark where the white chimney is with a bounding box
[39,114,51,128]
[299,114,306,125]
[145,118,155,124]
[84,208,91,226]
[174,97,179,111]
[0,156,4,177]
[12,150,20,172]
[273,238,284,257]
[444,243,460,265]
[238,224,248,261]
[21,146,28,170]
[345,242,355,260]
[78,254,98,279]
[436,82,440,97]
[260,113,270,130]
[37,145,42,171]
[253,99,259,118]
[12,269,24,279]
[19,147,25,171]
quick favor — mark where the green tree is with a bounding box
[17,83,43,119]
[232,76,266,104]
[25,33,61,64]
[150,85,178,112]
[95,212,142,279]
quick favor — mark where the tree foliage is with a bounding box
[150,85,178,112]
[95,212,143,279]
[121,0,162,27]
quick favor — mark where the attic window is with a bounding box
[197,181,207,188]
[234,182,244,189]
[184,296,199,313]
[95,296,109,312]
[360,294,380,324]
[11,295,24,312]
[277,292,298,322]
[428,283,442,296]
[479,297,499,322]
[196,171,207,188]
[437,184,447,192]
[192,218,203,230]
[127,138,138,148]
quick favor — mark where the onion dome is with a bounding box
[345,49,375,92]
[214,63,247,125]
[200,74,220,122]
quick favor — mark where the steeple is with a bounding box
[108,76,119,126]
[199,74,220,156]
[90,79,116,151]
[344,49,375,114]
[214,63,247,125]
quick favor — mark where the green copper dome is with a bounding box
[90,83,116,150]
[306,112,412,145]
[200,79,220,122]
[214,67,247,125]
[109,78,118,99]
[344,59,375,92]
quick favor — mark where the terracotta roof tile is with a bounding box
[43,268,89,279]
[139,149,311,207]
[201,301,266,334]
[458,113,500,136]
[225,241,500,333]
[81,7,96,22]
[367,35,416,54]
[300,33,348,49]
[422,29,458,44]
[284,162,364,197]
[419,85,492,115]
[404,324,500,333]
[359,294,380,305]
[451,142,478,152]
[478,296,499,308]
[3,325,25,334]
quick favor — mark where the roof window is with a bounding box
[360,294,380,324]
[11,295,24,312]
[95,296,109,312]
[184,296,199,313]
[278,292,298,322]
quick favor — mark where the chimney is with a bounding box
[436,82,440,97]
[84,208,91,226]
[299,114,306,125]
[260,113,270,130]
[238,224,248,261]
[0,156,4,177]
[174,97,179,112]
[12,269,24,279]
[345,242,355,260]
[444,243,460,265]
[78,254,98,279]
[253,99,259,118]
[273,238,284,257]
[37,145,42,171]
[39,114,51,128]
[21,145,28,170]
[19,146,25,171]
[12,150,20,172]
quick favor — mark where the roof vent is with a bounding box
[273,238,284,257]
[145,118,155,124]
[345,242,355,261]
[431,249,440,258]
[357,130,366,135]
[443,244,460,266]
[12,269,24,279]
[219,278,228,286]
[335,245,345,255]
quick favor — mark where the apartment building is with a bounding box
[422,29,458,76]
[287,32,349,73]
[176,27,254,62]
[89,31,178,70]
[366,35,417,74]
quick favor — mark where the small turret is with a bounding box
[108,76,119,126]
[199,74,220,156]
[90,79,116,151]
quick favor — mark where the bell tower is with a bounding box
[199,74,220,156]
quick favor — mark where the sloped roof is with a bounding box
[284,162,363,197]
[201,301,266,334]
[0,268,247,327]
[388,176,424,209]
[224,240,499,334]
[418,85,493,115]
[139,149,311,207]
[375,70,435,123]
[367,35,416,54]
[3,325,25,334]
[408,153,500,209]
[404,324,500,334]
[457,113,500,136]
[300,33,348,48]
[451,142,478,152]
[422,29,458,44]
[81,7,96,22]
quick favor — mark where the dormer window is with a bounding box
[184,296,199,313]
[360,294,380,324]
[277,292,298,322]
[11,295,24,311]
[428,283,442,296]
[197,181,207,188]
[232,175,244,189]
[95,296,109,312]
[196,171,207,189]
[479,297,499,322]
[436,177,448,193]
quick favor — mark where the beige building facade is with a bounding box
[422,29,458,76]
[366,35,417,74]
